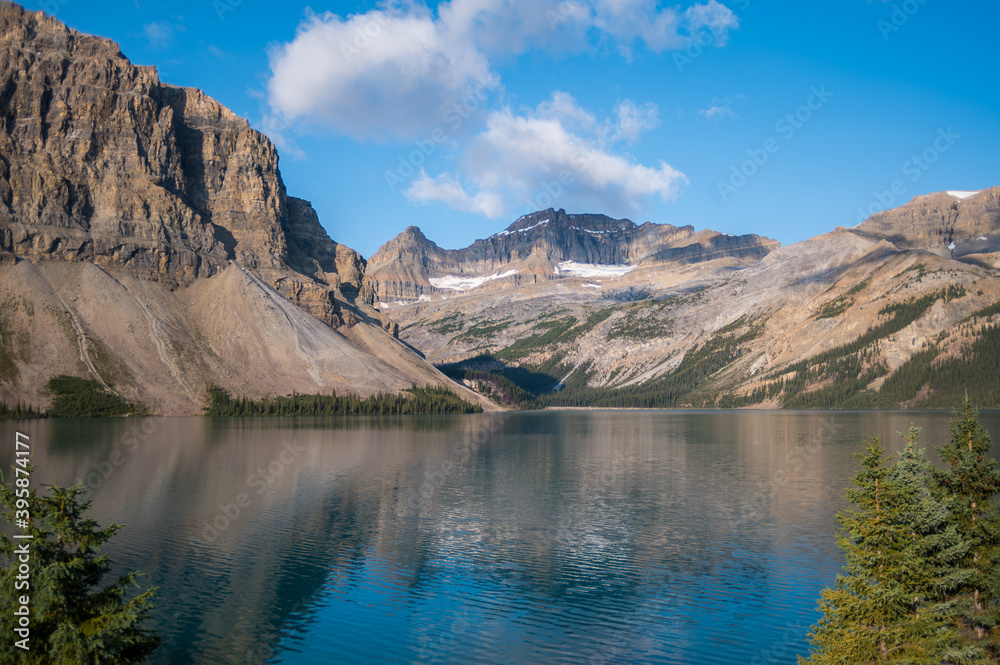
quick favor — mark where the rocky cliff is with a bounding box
[4,2,995,414]
[0,4,492,414]
[851,188,1000,266]
[0,3,375,326]
[364,208,778,303]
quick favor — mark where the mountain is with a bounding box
[364,208,778,304]
[0,3,494,414]
[3,3,996,415]
[852,188,1000,266]
[375,190,1000,409]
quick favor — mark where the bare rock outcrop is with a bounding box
[851,187,1000,260]
[0,3,491,413]
[364,208,778,303]
[0,3,364,325]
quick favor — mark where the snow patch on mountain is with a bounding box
[429,269,518,291]
[947,191,981,199]
[494,219,550,237]
[555,261,636,278]
[569,226,627,236]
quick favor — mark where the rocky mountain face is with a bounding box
[852,188,1000,266]
[0,4,492,414]
[3,3,996,415]
[381,190,1000,410]
[0,4,377,326]
[364,208,778,303]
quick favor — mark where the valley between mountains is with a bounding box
[1,4,998,415]
[366,191,1000,410]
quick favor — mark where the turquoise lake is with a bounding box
[3,410,999,664]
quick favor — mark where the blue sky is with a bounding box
[26,0,1000,257]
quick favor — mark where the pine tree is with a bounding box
[0,474,160,664]
[887,427,981,664]
[802,431,983,663]
[803,437,914,663]
[933,398,1000,654]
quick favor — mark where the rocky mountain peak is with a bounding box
[399,225,431,242]
[0,2,493,414]
[364,209,779,303]
[852,187,1000,264]
[497,209,639,236]
[0,1,371,326]
[2,3,123,63]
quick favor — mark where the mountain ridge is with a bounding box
[364,208,779,304]
[851,188,1000,263]
[378,188,1000,409]
[0,2,495,414]
[2,2,998,414]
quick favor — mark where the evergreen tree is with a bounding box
[802,431,982,664]
[933,398,1000,653]
[0,473,160,664]
[887,427,981,664]
[803,437,914,663]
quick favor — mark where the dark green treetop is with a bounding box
[0,473,160,664]
[802,429,984,664]
[933,397,1000,651]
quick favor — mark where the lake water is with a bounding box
[3,410,999,664]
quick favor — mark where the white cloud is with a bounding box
[265,1,740,140]
[406,170,506,217]
[143,21,173,48]
[615,100,660,142]
[593,0,685,53]
[412,92,686,218]
[698,94,743,120]
[699,104,734,120]
[684,0,740,46]
[266,8,496,141]
[593,0,738,56]
[438,0,594,57]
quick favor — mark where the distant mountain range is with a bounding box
[364,209,777,303]
[1,2,998,414]
[375,189,1000,409]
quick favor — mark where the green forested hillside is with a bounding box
[436,297,1000,410]
[203,384,482,416]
